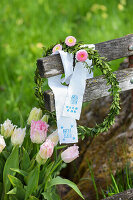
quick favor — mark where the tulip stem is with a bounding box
[44,159,63,191]
[54,146,57,161]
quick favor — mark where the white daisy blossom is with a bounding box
[1,119,14,138]
[11,128,26,147]
[0,135,6,153]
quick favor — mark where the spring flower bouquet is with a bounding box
[0,107,84,200]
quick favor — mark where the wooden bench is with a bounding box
[37,34,133,112]
[37,34,133,200]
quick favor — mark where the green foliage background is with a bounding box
[0,0,133,126]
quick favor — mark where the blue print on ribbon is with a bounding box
[71,95,78,105]
[61,125,75,141]
[63,129,72,139]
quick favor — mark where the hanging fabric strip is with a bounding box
[62,60,93,120]
[48,75,78,144]
[48,44,95,144]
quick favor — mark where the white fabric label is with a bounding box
[48,45,95,144]
[57,116,78,144]
[62,62,87,120]
[48,75,78,144]
[62,59,93,120]
[59,51,74,84]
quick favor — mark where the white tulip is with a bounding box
[0,135,6,153]
[47,129,59,146]
[11,128,26,147]
[1,119,14,138]
[27,107,42,125]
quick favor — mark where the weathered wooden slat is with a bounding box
[44,68,133,112]
[37,34,133,78]
[103,188,133,200]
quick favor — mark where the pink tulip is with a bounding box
[76,49,88,62]
[61,145,79,163]
[52,44,62,53]
[39,139,54,159]
[65,36,76,46]
[30,120,48,144]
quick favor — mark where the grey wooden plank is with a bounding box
[37,34,133,78]
[103,188,133,200]
[44,68,133,112]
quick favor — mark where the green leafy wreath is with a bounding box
[35,36,121,140]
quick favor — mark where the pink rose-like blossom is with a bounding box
[76,49,88,62]
[61,145,79,163]
[30,120,48,144]
[52,44,62,53]
[65,36,76,46]
[39,139,54,159]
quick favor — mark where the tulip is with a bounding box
[27,107,42,125]
[61,145,79,163]
[1,119,14,138]
[47,129,59,146]
[30,120,48,144]
[39,139,54,159]
[41,115,49,123]
[36,152,47,165]
[11,127,26,147]
[0,135,6,153]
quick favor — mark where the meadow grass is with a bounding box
[0,0,133,126]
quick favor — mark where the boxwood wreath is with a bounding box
[34,36,121,140]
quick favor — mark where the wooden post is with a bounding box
[129,43,133,112]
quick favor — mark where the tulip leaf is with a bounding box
[27,159,36,173]
[8,175,23,188]
[0,182,3,197]
[9,196,18,200]
[3,146,19,193]
[7,187,25,200]
[28,196,39,200]
[48,176,84,199]
[1,151,10,160]
[7,187,17,195]
[42,187,60,200]
[0,157,5,182]
[10,168,28,177]
[25,165,40,200]
[21,147,31,170]
[42,188,61,200]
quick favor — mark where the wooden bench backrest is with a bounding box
[37,34,133,112]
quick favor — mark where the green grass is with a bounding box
[0,0,133,126]
[102,164,133,198]
[85,161,133,199]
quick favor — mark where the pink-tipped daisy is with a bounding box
[65,36,76,47]
[76,50,88,62]
[52,44,62,53]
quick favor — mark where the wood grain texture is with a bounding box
[44,68,133,112]
[37,34,133,78]
[103,188,133,200]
